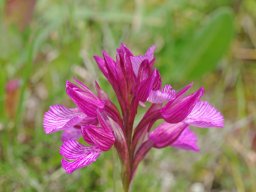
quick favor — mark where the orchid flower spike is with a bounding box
[43,44,224,191]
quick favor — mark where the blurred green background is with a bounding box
[0,0,256,191]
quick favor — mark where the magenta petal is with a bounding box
[94,56,110,80]
[81,125,115,151]
[66,81,104,117]
[130,45,156,76]
[60,140,101,174]
[136,70,157,102]
[185,101,224,128]
[103,51,119,79]
[145,45,156,57]
[171,127,199,152]
[149,122,188,148]
[43,105,84,134]
[175,82,193,98]
[118,43,134,56]
[161,88,204,123]
[95,81,109,101]
[152,70,162,90]
[96,111,113,132]
[61,128,81,141]
[131,56,147,76]
[147,84,176,104]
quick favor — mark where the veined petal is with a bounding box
[130,45,156,76]
[103,50,129,96]
[96,110,113,132]
[94,56,110,80]
[95,81,109,101]
[136,70,157,102]
[103,51,119,79]
[137,60,152,82]
[60,140,101,174]
[161,88,204,123]
[175,82,193,98]
[61,127,81,141]
[118,43,134,56]
[117,44,134,74]
[171,127,199,152]
[162,83,194,110]
[81,125,115,151]
[152,70,162,90]
[148,84,176,104]
[43,105,84,134]
[149,122,188,148]
[185,101,224,128]
[66,81,104,117]
[131,56,147,77]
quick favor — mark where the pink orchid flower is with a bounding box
[43,44,224,191]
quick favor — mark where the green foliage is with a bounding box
[175,7,234,80]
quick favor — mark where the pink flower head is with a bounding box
[43,44,224,190]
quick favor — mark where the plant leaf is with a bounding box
[175,7,234,80]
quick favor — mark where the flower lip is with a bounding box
[43,104,85,134]
[60,140,101,174]
[185,101,224,128]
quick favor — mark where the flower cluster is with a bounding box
[43,44,224,190]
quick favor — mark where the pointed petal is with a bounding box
[60,140,101,174]
[161,88,204,123]
[94,55,110,80]
[136,70,157,102]
[130,45,155,76]
[171,127,199,152]
[137,60,151,82]
[103,51,118,79]
[175,82,193,98]
[148,84,176,104]
[81,125,115,151]
[152,70,162,90]
[96,110,113,132]
[61,128,81,141]
[149,122,188,148]
[185,101,224,128]
[43,105,84,134]
[145,45,156,57]
[131,56,146,76]
[103,50,128,94]
[95,81,109,101]
[66,81,104,117]
[118,43,134,56]
[116,44,135,90]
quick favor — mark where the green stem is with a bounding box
[122,164,132,192]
